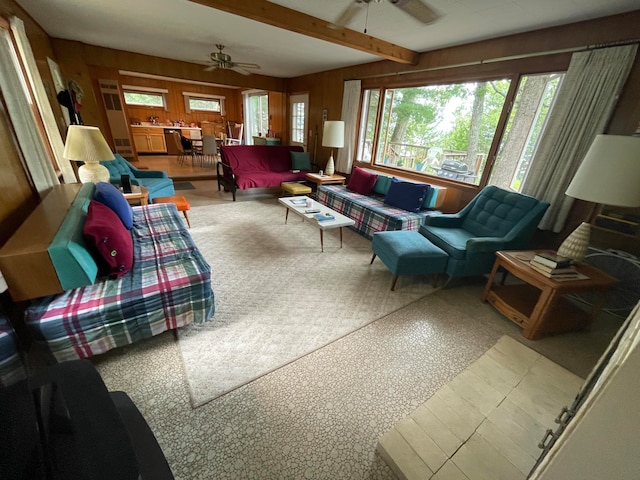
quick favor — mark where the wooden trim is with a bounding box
[188,0,419,65]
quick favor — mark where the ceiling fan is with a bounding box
[204,44,261,76]
[331,0,441,29]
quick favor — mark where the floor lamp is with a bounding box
[63,125,115,183]
[322,121,344,176]
[558,134,640,262]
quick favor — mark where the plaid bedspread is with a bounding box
[317,185,430,240]
[26,204,214,361]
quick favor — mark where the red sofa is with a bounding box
[217,145,313,201]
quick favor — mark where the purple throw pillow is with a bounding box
[83,200,134,278]
[346,167,378,195]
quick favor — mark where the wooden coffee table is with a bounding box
[482,250,617,340]
[278,196,355,252]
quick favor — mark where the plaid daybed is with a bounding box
[25,203,214,361]
[317,185,431,240]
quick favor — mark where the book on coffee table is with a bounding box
[314,213,335,222]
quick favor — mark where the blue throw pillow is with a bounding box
[291,151,312,171]
[94,181,133,229]
[384,178,430,212]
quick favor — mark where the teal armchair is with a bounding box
[420,185,549,278]
[100,154,175,201]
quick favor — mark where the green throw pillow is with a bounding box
[291,151,312,171]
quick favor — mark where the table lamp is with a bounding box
[322,120,344,176]
[558,134,640,262]
[63,125,115,183]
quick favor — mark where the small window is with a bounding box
[187,97,221,112]
[183,92,225,114]
[123,91,165,108]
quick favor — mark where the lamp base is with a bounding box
[325,154,335,176]
[557,222,591,263]
[78,161,110,184]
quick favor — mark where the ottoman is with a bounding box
[152,195,191,227]
[281,182,312,196]
[371,230,449,290]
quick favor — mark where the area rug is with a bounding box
[173,181,196,190]
[177,199,439,407]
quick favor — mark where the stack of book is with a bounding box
[529,252,580,280]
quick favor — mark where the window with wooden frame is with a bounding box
[356,55,569,192]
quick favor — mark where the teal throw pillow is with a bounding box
[384,178,430,212]
[291,151,312,171]
[373,174,392,195]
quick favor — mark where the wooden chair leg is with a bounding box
[390,275,398,291]
[370,253,377,264]
[183,211,191,228]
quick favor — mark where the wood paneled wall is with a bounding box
[1,1,639,251]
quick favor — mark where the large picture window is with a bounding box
[357,72,564,189]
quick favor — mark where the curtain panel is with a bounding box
[336,79,361,174]
[11,17,76,184]
[522,44,638,232]
[0,22,59,194]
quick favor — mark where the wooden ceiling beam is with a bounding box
[188,0,419,65]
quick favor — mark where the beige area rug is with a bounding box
[177,199,439,407]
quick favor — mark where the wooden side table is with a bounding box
[481,250,617,340]
[122,186,149,206]
[305,173,346,186]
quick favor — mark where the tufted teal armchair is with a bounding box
[100,154,175,201]
[420,185,549,278]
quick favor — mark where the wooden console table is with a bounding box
[482,250,617,340]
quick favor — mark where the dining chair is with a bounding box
[225,122,243,145]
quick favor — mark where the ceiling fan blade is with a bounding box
[204,65,218,72]
[329,1,365,29]
[231,62,260,69]
[390,0,441,24]
[230,66,252,76]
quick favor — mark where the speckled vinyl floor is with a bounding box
[92,279,620,480]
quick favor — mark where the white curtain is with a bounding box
[11,17,76,184]
[336,79,361,174]
[522,44,638,232]
[0,23,59,194]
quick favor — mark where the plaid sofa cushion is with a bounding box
[317,185,431,240]
[26,204,214,361]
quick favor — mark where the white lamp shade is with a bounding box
[64,125,115,184]
[322,121,345,148]
[566,134,640,207]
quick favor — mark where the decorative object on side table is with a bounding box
[63,125,115,183]
[559,134,640,262]
[322,120,344,176]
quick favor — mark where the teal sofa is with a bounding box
[101,154,175,201]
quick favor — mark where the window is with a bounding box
[489,73,564,191]
[243,91,269,142]
[357,72,564,189]
[290,93,308,147]
[183,91,225,113]
[122,85,169,109]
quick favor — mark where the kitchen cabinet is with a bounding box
[131,126,167,153]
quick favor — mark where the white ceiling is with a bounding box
[16,0,640,79]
